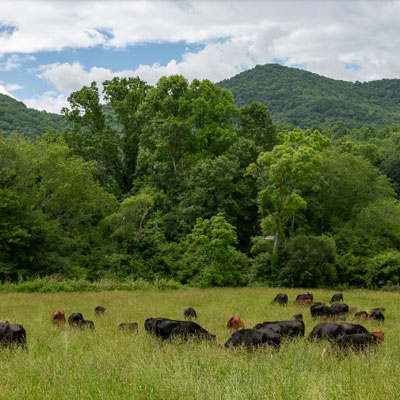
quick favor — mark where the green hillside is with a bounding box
[218,64,400,128]
[0,94,67,138]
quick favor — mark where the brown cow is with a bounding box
[370,330,385,343]
[297,299,312,306]
[227,316,245,331]
[51,310,65,325]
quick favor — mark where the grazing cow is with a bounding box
[329,293,344,304]
[184,308,197,320]
[334,331,384,351]
[310,304,332,319]
[95,306,106,315]
[330,303,349,315]
[295,293,313,304]
[293,314,303,321]
[368,310,385,321]
[117,322,138,332]
[145,318,215,341]
[271,293,288,305]
[224,328,280,349]
[79,320,95,331]
[51,310,65,325]
[354,311,368,320]
[253,320,305,338]
[0,322,26,349]
[227,316,245,331]
[68,313,84,327]
[309,323,368,340]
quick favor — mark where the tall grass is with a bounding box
[0,288,399,399]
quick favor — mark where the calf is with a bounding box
[68,313,84,327]
[293,314,303,321]
[51,310,65,325]
[95,306,106,315]
[368,310,385,321]
[297,299,312,306]
[271,293,288,305]
[0,322,26,349]
[354,311,368,320]
[117,322,138,332]
[145,318,215,341]
[253,320,305,338]
[309,323,368,340]
[184,308,197,320]
[227,316,245,331]
[329,293,344,304]
[295,293,313,304]
[334,331,384,351]
[224,328,280,349]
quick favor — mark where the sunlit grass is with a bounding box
[0,288,399,399]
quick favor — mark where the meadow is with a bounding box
[0,287,399,400]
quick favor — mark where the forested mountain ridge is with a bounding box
[218,64,400,129]
[0,94,67,138]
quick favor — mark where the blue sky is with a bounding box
[1,1,400,113]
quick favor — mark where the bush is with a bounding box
[281,234,337,287]
[366,249,400,288]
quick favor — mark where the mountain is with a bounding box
[218,64,400,129]
[0,94,68,138]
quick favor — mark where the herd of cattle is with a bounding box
[0,292,385,352]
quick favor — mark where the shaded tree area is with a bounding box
[2,74,400,289]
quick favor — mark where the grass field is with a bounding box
[0,287,399,400]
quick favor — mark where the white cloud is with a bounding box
[2,1,400,112]
[0,54,35,71]
[0,80,22,97]
[23,91,68,114]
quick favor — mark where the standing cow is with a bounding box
[0,322,26,349]
[227,316,245,331]
[271,293,288,305]
[329,293,344,304]
[51,310,66,325]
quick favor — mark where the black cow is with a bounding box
[368,310,385,321]
[353,311,368,320]
[80,320,95,331]
[95,306,106,315]
[0,322,26,349]
[334,333,382,351]
[293,314,303,321]
[330,303,349,315]
[68,313,84,327]
[309,323,368,340]
[184,308,197,320]
[310,304,332,318]
[329,293,344,304]
[145,318,215,341]
[117,322,138,332]
[295,293,313,304]
[144,317,172,334]
[271,293,288,305]
[253,320,305,338]
[224,329,280,349]
[371,308,385,313]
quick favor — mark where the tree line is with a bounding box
[1,75,400,288]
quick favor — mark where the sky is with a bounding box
[1,0,400,114]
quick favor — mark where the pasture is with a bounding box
[0,288,399,400]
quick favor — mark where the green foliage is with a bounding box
[0,94,67,138]
[281,234,338,287]
[366,249,400,288]
[218,63,400,129]
[179,214,246,287]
